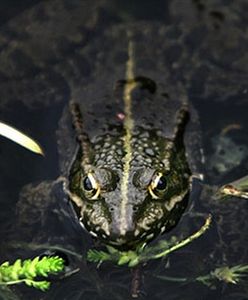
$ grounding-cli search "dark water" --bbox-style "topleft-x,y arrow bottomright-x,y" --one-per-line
0,1 -> 248,299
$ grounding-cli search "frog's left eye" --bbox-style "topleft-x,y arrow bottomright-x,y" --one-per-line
148,172 -> 167,199
82,172 -> 100,200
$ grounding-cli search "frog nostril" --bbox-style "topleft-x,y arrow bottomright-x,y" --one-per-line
109,207 -> 114,212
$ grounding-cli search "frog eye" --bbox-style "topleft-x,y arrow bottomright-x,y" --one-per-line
82,172 -> 100,200
148,172 -> 167,199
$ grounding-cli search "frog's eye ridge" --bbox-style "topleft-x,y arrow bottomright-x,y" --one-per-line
148,172 -> 167,199
82,172 -> 100,199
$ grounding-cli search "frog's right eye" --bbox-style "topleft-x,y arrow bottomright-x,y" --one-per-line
82,173 -> 100,200
148,172 -> 167,199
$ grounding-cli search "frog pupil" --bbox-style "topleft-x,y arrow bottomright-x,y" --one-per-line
156,176 -> 167,190
83,176 -> 93,191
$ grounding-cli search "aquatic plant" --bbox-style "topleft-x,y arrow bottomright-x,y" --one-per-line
87,215 -> 212,267
155,264 -> 248,287
0,256 -> 64,291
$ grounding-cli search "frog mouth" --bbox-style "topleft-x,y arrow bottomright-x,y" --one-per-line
86,224 -> 144,249
99,227 -> 159,250
86,227 -> 138,249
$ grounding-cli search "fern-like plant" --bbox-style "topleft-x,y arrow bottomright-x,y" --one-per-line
0,256 -> 64,291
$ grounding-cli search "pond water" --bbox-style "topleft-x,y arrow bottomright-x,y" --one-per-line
0,1 -> 248,299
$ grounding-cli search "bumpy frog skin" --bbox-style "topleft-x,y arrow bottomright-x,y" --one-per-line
57,24 -> 206,249
68,101 -> 191,249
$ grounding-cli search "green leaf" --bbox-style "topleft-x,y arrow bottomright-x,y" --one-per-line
128,258 -> 140,268
117,255 -> 130,265
25,280 -> 50,291
87,249 -> 111,263
10,260 -> 21,281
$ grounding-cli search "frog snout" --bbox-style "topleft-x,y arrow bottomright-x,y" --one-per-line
110,220 -> 135,240
108,227 -> 137,248
108,205 -> 137,244
110,225 -> 134,239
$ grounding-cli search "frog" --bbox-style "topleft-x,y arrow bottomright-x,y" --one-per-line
60,23 -> 206,250
0,0 -> 248,299
56,20 -> 248,256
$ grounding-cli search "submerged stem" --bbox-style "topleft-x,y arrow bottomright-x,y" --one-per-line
147,215 -> 212,260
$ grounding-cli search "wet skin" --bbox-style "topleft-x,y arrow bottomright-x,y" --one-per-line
65,27 -> 198,249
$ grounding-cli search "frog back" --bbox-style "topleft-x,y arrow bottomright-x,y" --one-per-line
57,22 -> 203,178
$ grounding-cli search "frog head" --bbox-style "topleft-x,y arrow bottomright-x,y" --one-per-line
67,102 -> 191,250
